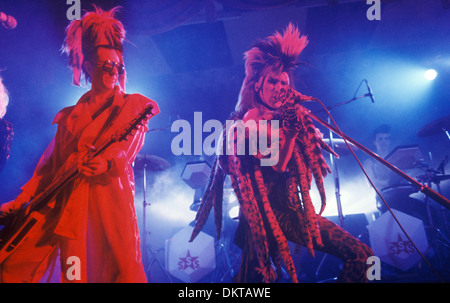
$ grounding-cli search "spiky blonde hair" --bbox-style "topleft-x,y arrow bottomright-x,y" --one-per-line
62,5 -> 126,90
235,23 -> 308,118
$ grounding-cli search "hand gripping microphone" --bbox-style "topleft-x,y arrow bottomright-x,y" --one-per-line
293,90 -> 317,103
277,88 -> 317,105
0,12 -> 17,29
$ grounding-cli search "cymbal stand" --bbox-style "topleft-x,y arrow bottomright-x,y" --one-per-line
418,170 -> 450,273
139,161 -> 173,282
315,116 -> 345,282
328,116 -> 345,228
417,158 -> 450,231
216,237 -> 235,282
216,185 -> 239,282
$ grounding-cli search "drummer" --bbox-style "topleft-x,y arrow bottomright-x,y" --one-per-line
364,124 -> 403,190
364,124 -> 430,224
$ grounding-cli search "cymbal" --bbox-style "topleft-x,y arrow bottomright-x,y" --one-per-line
417,174 -> 450,184
417,115 -> 450,137
431,174 -> 450,183
322,138 -> 358,156
134,154 -> 170,171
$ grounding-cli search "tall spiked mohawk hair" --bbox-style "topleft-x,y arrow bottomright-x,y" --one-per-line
235,23 -> 308,116
62,6 -> 127,90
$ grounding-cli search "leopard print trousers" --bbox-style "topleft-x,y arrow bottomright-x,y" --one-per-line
234,209 -> 374,283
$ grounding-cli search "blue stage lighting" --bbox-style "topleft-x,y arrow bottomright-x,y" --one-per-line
424,69 -> 437,81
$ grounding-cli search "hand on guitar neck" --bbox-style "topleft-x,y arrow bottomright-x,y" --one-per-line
77,144 -> 110,177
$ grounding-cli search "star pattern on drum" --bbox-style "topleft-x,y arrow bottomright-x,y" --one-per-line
178,250 -> 200,271
389,234 -> 414,256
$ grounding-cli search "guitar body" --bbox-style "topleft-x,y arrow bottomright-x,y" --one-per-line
0,202 -> 55,264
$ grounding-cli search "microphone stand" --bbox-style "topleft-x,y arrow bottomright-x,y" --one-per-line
327,116 -> 345,228
313,95 -> 366,281
314,93 -> 370,228
325,93 -> 372,112
309,111 -> 450,210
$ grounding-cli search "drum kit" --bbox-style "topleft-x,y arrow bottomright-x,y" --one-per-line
368,115 -> 450,278
323,115 -> 450,219
317,114 -> 450,280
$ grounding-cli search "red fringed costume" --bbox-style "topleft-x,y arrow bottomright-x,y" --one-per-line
190,24 -> 373,283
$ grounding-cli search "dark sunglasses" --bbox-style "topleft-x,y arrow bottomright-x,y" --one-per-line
96,60 -> 125,75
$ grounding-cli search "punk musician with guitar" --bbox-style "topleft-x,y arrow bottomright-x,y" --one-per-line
0,6 -> 159,282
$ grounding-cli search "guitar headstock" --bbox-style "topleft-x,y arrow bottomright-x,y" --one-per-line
112,104 -> 154,142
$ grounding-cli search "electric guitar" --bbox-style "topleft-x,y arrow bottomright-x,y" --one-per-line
0,103 -> 155,264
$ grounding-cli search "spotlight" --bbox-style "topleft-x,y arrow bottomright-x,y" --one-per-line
424,69 -> 437,81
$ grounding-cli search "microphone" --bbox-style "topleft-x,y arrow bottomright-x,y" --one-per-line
279,88 -> 316,103
274,88 -> 317,109
293,91 -> 316,103
0,12 -> 17,29
364,80 -> 375,103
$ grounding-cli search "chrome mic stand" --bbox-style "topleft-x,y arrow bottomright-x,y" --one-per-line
135,157 -> 173,282
328,116 -> 345,228
313,83 -> 373,229
315,116 -> 346,282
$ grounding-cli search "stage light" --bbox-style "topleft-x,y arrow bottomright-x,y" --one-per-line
424,69 -> 437,81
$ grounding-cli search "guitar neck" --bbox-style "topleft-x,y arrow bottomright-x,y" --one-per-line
25,103 -> 155,215
26,166 -> 79,214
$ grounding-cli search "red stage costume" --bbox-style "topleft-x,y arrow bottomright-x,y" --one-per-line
190,24 -> 373,283
0,7 -> 159,283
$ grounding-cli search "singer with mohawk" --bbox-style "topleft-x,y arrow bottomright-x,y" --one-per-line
190,24 -> 373,283
0,6 -> 159,282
